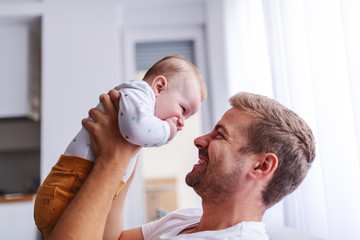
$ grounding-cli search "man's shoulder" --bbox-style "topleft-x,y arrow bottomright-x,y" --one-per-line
168,208 -> 203,217
142,208 -> 202,239
154,208 -> 202,223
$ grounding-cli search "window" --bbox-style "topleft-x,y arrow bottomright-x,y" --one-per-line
135,40 -> 202,222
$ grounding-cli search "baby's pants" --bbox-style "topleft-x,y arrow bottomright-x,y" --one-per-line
33,155 -> 125,238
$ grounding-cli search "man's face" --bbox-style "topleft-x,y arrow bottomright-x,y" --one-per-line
185,108 -> 256,204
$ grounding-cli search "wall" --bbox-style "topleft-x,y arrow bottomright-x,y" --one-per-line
41,0 -> 121,180
0,0 -> 236,238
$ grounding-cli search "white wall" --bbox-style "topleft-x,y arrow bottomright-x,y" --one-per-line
0,0 -> 232,238
41,0 -> 121,179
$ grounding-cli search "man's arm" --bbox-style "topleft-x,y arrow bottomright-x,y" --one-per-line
103,157 -> 143,240
104,177 -> 144,240
48,92 -> 141,240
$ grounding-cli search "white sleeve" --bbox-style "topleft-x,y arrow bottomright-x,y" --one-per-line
122,151 -> 139,182
116,80 -> 170,147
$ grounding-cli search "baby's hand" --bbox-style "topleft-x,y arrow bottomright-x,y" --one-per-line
165,118 -> 178,141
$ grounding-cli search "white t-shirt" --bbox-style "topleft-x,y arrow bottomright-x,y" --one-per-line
142,208 -> 269,240
64,80 -> 170,182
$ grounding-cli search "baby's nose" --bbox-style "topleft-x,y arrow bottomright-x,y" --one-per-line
177,116 -> 185,127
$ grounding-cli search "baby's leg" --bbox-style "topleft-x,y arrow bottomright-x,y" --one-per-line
122,152 -> 139,182
111,152 -> 140,203
34,155 -> 93,238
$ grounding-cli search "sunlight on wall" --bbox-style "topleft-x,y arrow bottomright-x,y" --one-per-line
223,0 -> 360,238
225,0 -> 273,98
141,111 -> 202,211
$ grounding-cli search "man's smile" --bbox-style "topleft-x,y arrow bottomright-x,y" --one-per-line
197,149 -> 209,165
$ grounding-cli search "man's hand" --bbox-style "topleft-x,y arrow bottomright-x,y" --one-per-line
82,90 -> 140,166
108,88 -> 121,110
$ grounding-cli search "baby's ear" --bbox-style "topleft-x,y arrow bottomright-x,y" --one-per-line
151,75 -> 168,96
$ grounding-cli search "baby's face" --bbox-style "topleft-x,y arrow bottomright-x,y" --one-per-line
154,79 -> 202,135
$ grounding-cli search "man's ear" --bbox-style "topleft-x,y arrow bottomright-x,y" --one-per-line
151,75 -> 168,97
248,153 -> 278,180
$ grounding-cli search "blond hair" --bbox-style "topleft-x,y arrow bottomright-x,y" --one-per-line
143,55 -> 207,102
230,92 -> 315,207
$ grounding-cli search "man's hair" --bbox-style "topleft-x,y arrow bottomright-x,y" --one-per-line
143,55 -> 207,102
229,92 -> 315,208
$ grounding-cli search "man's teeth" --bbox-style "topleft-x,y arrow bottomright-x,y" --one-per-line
198,159 -> 208,165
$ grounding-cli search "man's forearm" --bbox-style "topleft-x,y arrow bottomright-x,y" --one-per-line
48,154 -> 130,240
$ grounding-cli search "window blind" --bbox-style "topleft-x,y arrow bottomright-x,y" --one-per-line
135,40 -> 195,71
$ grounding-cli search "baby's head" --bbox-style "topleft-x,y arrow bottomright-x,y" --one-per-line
143,55 -> 207,140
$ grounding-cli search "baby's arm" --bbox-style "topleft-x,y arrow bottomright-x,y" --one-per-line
115,81 -> 171,147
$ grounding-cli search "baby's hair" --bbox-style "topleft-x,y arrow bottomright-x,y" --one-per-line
143,55 -> 207,102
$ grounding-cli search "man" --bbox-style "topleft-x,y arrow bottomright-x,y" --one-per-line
48,90 -> 315,240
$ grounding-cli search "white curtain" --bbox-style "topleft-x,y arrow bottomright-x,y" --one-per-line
223,0 -> 360,239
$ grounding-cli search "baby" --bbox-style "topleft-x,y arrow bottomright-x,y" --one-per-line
34,55 -> 207,238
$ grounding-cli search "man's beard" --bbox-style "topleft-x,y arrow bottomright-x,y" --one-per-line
185,157 -> 243,205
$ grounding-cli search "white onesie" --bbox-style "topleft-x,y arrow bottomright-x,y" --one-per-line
64,80 -> 170,182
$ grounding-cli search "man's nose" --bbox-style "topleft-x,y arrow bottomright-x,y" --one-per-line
194,134 -> 209,149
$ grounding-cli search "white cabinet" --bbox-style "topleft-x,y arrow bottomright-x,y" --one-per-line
0,17 -> 41,120
0,200 -> 39,240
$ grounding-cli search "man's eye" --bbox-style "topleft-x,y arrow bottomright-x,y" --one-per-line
216,132 -> 225,139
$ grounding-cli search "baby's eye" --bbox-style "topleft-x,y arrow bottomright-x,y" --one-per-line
181,106 -> 186,113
